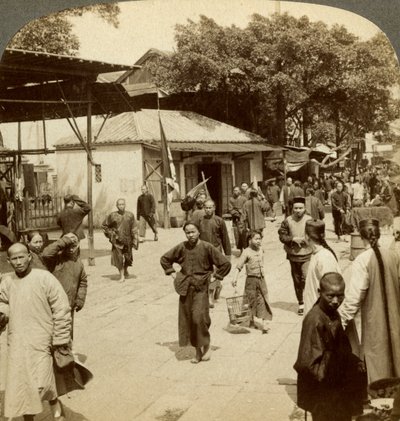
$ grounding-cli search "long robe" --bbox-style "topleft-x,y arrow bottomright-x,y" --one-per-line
160,240 -> 231,347
304,247 -> 341,315
0,269 -> 71,418
102,211 -> 139,270
228,195 -> 247,250
339,246 -> 400,383
294,303 -> 364,420
242,198 -> 268,231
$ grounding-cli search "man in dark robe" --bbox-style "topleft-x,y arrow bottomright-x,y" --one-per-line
57,194 -> 91,241
137,184 -> 158,241
228,186 -> 247,251
243,189 -> 269,233
294,273 -> 364,421
160,222 -> 231,363
102,199 -> 139,282
198,199 -> 231,307
331,181 -> 351,242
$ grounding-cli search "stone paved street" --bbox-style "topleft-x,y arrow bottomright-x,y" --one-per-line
0,213 -> 370,421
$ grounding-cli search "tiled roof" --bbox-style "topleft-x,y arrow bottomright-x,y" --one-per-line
56,110 -> 269,147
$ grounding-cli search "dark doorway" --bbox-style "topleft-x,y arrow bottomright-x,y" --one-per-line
197,163 -> 222,215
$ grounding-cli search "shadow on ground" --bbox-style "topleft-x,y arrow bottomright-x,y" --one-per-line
270,301 -> 298,315
0,398 -> 89,421
156,341 -> 220,361
277,378 -> 305,421
101,273 -> 137,281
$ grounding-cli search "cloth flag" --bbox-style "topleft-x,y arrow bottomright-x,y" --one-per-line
158,112 -> 179,205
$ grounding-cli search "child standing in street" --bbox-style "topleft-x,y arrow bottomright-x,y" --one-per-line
232,230 -> 272,333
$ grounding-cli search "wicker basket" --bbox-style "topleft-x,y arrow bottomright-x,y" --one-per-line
369,377 -> 400,399
226,294 -> 251,327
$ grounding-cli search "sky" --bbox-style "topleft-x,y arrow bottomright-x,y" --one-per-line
70,0 -> 382,65
0,0 -> 384,154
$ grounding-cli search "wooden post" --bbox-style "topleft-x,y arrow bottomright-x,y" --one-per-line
162,178 -> 170,229
87,83 -> 95,266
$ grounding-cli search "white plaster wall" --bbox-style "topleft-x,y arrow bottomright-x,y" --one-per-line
56,144 -> 143,226
249,152 -> 263,183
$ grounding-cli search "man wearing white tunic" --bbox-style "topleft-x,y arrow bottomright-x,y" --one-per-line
303,219 -> 340,315
339,219 -> 400,383
0,243 -> 71,420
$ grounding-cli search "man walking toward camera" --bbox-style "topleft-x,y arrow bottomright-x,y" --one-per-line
102,199 -> 139,282
278,196 -> 312,315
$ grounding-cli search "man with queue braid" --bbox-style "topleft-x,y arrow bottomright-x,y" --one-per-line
339,218 -> 400,383
303,219 -> 340,315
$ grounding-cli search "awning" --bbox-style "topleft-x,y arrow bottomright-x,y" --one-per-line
158,142 -> 283,153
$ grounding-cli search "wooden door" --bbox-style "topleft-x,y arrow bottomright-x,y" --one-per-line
184,163 -> 198,195
221,164 -> 233,214
234,159 -> 251,186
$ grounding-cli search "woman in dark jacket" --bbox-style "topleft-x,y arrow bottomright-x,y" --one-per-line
26,230 -> 47,270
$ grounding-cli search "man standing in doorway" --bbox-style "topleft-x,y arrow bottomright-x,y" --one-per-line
137,185 -> 158,242
57,194 -> 91,240
278,196 -> 312,315
198,199 -> 232,307
102,199 -> 139,282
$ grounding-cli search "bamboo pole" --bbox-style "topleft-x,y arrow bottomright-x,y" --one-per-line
87,83 -> 95,266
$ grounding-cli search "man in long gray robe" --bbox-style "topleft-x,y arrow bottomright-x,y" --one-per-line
0,243 -> 71,420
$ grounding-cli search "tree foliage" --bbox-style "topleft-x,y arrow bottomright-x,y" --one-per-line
8,3 -> 120,56
150,13 -> 400,147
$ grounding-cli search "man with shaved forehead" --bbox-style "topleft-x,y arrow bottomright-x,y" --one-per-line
0,243 -> 71,420
294,273 -> 364,421
102,198 -> 139,282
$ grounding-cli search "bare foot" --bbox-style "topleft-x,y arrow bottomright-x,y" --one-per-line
124,269 -> 129,277
202,344 -> 212,361
118,277 -> 125,283
191,348 -> 202,363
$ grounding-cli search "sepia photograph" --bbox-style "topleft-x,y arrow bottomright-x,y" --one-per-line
0,1 -> 400,420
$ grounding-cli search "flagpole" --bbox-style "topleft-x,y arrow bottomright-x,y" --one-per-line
157,92 -> 170,230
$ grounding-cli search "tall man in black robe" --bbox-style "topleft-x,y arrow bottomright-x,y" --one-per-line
137,185 -> 158,241
160,222 -> 231,363
294,273 -> 364,421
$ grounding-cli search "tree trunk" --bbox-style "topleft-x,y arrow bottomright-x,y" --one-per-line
334,106 -> 341,148
276,89 -> 286,145
302,107 -> 310,147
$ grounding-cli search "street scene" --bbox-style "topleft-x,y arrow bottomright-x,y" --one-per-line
0,214 -> 359,421
0,1 -> 400,421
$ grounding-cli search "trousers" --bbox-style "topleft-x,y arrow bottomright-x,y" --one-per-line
289,259 -> 310,304
139,215 -> 158,237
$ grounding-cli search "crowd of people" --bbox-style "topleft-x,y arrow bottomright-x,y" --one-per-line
0,171 -> 400,421
175,171 -> 400,420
